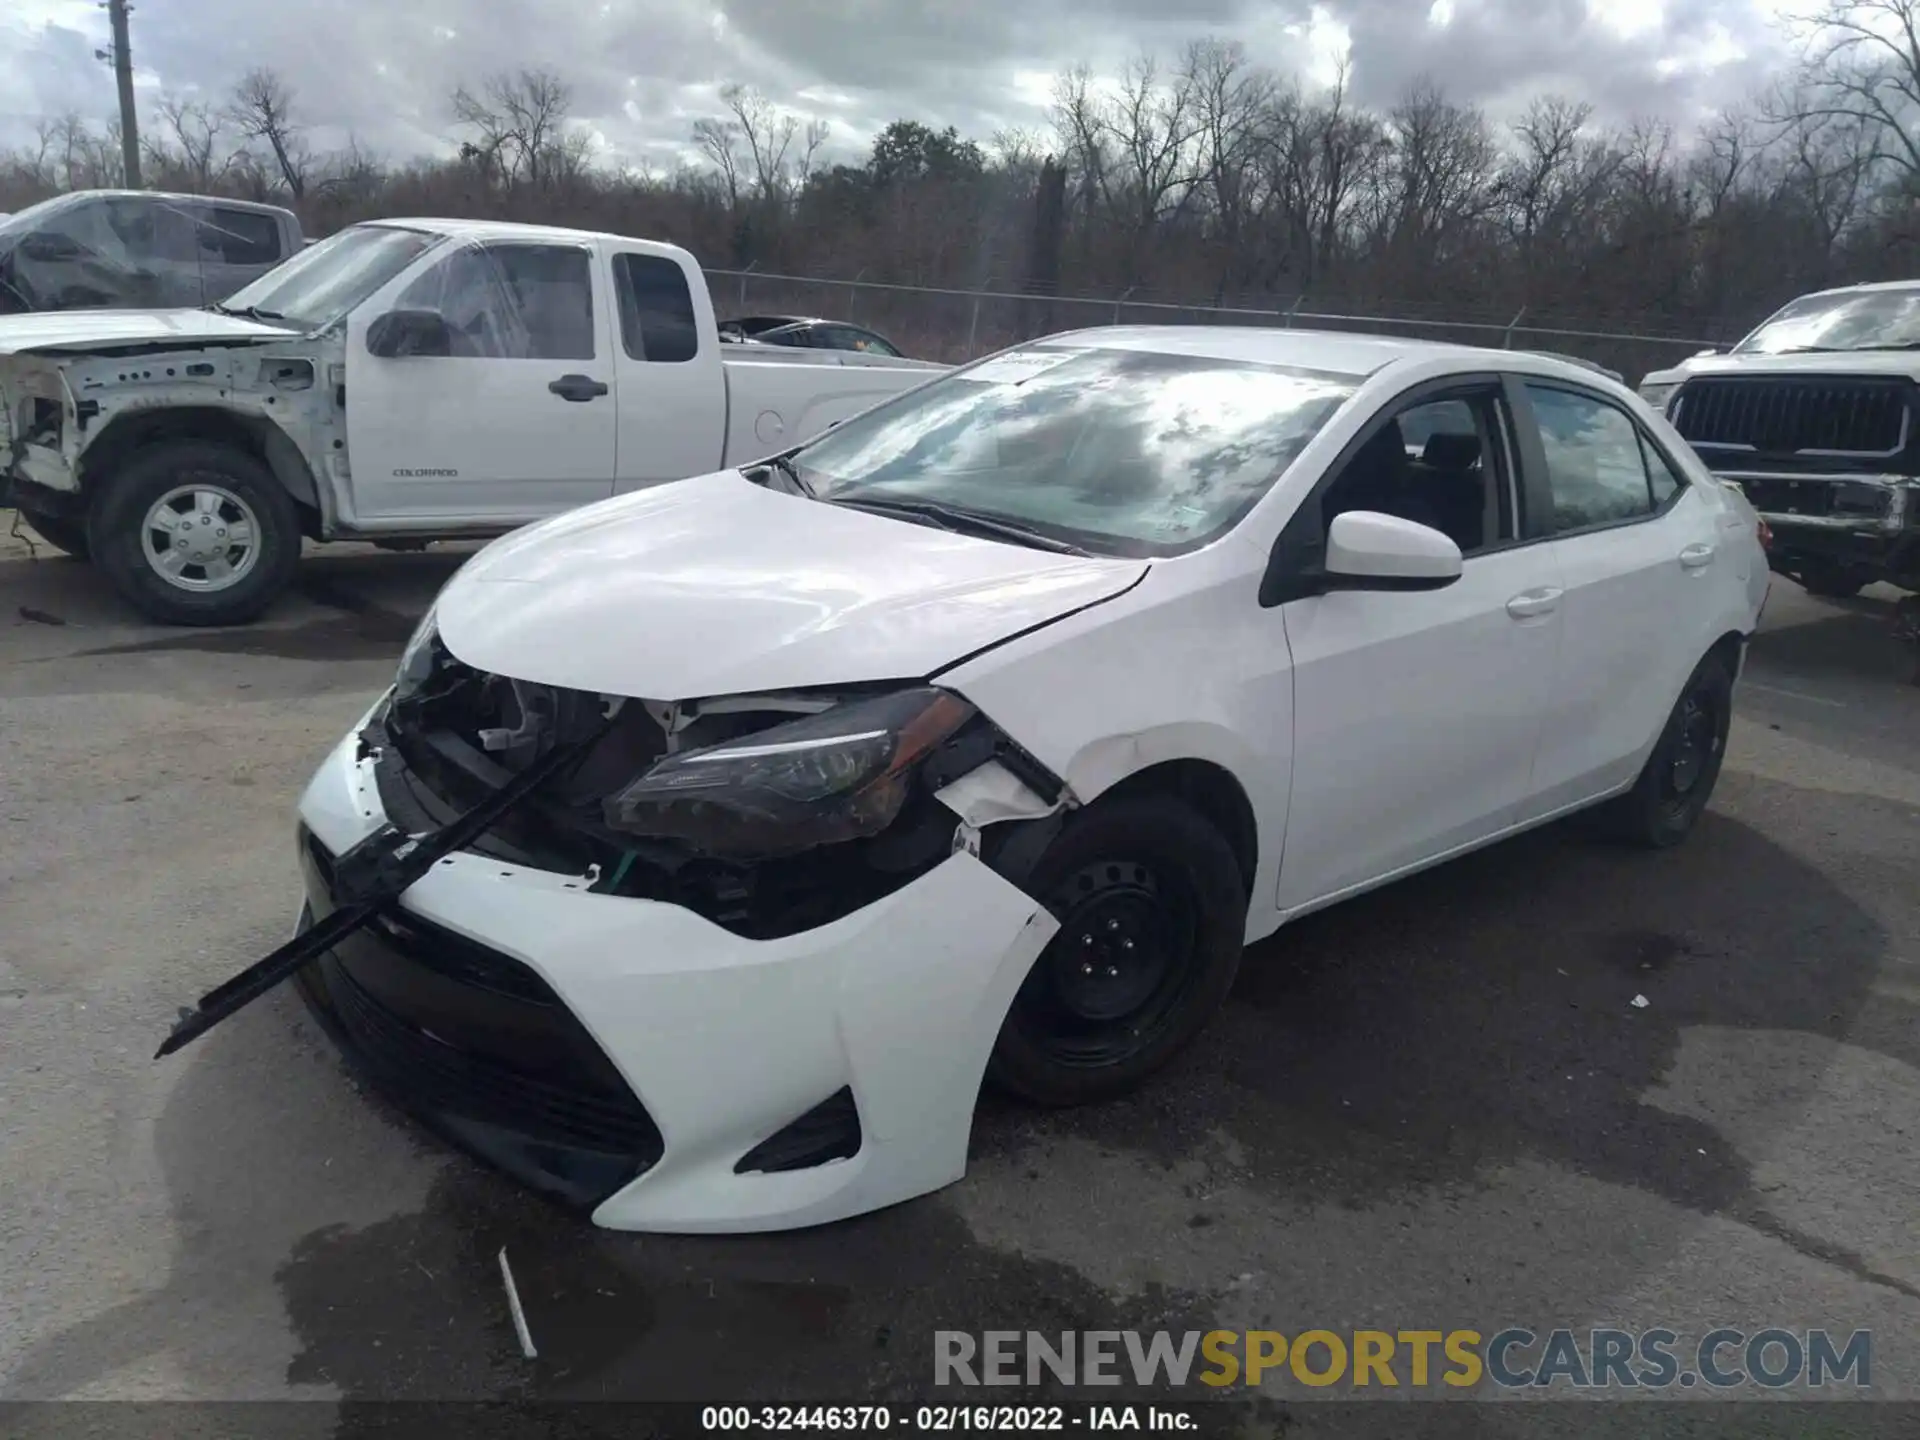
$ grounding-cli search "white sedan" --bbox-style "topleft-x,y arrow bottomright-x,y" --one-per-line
269,327 -> 1767,1232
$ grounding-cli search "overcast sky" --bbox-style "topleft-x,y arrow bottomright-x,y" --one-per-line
3,0 -> 1806,173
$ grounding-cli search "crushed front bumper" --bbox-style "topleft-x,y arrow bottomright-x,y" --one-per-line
294,723 -> 1059,1233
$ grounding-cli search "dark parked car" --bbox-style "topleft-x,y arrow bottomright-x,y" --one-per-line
0,190 -> 304,314
718,313 -> 907,357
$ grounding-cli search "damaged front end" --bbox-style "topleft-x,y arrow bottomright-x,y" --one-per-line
369,616 -> 1069,938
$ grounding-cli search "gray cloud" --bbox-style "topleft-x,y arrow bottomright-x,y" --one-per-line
1,0 -> 1798,172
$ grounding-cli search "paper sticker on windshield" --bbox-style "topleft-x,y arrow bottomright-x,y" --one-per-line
962,350 -> 1085,387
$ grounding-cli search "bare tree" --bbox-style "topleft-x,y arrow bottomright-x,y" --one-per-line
692,116 -> 743,211
228,68 -> 309,198
1052,52 -> 1204,282
1777,0 -> 1920,181
452,69 -> 584,188
725,84 -> 798,201
148,95 -> 231,190
798,119 -> 831,188
1185,38 -> 1276,298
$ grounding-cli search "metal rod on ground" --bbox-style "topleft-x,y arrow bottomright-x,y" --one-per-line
498,1249 -> 538,1359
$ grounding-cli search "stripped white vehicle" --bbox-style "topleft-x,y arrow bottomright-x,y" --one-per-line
278,327 -> 1766,1233
0,218 -> 941,625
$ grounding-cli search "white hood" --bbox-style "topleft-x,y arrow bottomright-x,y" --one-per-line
435,471 -> 1149,700
0,308 -> 296,355
1645,349 -> 1920,388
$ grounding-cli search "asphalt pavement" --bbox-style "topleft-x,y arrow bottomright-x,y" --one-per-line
2,518 -> 1917,1436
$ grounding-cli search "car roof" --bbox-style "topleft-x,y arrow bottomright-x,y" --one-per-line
1031,325 -> 1605,382
1793,277 -> 1920,299
57,189 -> 289,213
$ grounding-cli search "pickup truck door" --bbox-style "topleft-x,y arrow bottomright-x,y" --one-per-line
344,238 -> 617,523
604,244 -> 728,491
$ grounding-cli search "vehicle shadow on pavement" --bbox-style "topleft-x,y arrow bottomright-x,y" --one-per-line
4,778 -> 1911,1413
1746,606 -> 1915,687
4,541 -> 458,660
974,771 -> 1914,1288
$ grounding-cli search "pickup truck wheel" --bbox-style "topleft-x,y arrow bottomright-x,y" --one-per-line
1796,562 -> 1869,599
19,508 -> 90,560
90,441 -> 300,626
987,795 -> 1247,1107
1594,651 -> 1734,849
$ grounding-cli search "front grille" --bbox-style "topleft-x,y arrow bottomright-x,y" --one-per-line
1733,476 -> 1895,521
1673,378 -> 1909,456
322,955 -> 662,1154
298,829 -> 665,1197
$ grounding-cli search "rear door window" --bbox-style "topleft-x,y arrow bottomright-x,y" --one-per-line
200,207 -> 284,266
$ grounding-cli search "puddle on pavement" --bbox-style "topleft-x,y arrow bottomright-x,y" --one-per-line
273,1161 -> 1228,1410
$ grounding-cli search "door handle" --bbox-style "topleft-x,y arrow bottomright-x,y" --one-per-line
1679,543 -> 1716,569
1506,587 -> 1562,620
548,374 -> 609,402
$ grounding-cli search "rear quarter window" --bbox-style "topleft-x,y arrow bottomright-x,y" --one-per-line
613,253 -> 699,363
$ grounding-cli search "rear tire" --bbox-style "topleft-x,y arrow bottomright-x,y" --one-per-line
1595,650 -> 1735,849
19,508 -> 90,559
988,794 -> 1247,1107
89,440 -> 301,627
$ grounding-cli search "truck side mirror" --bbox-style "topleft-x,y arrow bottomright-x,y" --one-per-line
19,233 -> 83,263
367,308 -> 453,358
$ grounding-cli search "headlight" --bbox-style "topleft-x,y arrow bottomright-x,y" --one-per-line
603,687 -> 976,859
1638,381 -> 1678,413
393,605 -> 439,700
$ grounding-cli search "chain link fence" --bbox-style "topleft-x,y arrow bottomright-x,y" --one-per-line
710,268 -> 1727,384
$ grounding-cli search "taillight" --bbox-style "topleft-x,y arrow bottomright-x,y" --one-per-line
1756,517 -> 1773,550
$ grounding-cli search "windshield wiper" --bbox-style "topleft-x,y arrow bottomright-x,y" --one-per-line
831,496 -> 1093,555
209,302 -> 288,322
760,453 -> 815,497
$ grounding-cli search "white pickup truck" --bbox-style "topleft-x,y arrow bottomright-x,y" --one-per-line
0,218 -> 945,624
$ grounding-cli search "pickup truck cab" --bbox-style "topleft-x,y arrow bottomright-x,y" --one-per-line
0,190 -> 303,314
0,218 -> 944,625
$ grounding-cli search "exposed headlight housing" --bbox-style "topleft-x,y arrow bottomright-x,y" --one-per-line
603,687 -> 976,859
1638,380 -> 1679,413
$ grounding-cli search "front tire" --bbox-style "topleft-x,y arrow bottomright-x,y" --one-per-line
1596,650 -> 1735,849
988,794 -> 1247,1107
89,440 -> 301,626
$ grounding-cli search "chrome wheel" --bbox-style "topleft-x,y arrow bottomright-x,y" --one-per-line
141,482 -> 260,592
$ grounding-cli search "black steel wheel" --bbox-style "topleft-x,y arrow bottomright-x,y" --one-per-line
1596,649 -> 1734,849
989,794 -> 1247,1107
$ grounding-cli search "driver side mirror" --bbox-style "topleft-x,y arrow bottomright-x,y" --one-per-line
366,308 -> 452,358
1262,509 -> 1464,605
1323,510 -> 1463,591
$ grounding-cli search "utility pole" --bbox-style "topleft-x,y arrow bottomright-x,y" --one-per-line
96,0 -> 142,187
